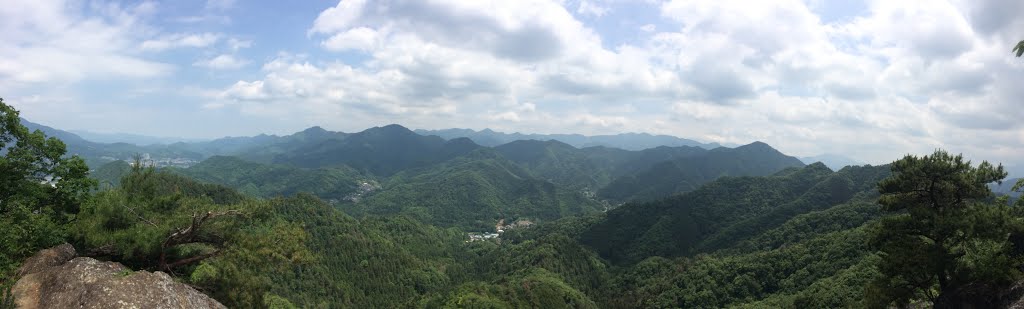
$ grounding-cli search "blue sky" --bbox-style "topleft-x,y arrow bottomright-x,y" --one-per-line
2,0 -> 1023,169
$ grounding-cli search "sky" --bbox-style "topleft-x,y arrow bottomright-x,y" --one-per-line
1,0 -> 1023,168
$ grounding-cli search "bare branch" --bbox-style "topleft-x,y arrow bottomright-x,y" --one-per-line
159,209 -> 243,271
121,203 -> 158,227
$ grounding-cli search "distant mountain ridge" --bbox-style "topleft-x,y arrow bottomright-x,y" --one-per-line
19,118 -> 205,168
991,178 -> 1023,198
70,130 -> 207,145
415,128 -> 722,150
272,124 -> 482,176
598,141 -> 807,202
27,118 -> 808,205
799,153 -> 864,170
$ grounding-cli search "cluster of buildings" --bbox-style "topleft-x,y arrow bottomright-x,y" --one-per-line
106,153 -> 199,168
466,232 -> 501,242
466,219 -> 536,242
343,180 -> 382,203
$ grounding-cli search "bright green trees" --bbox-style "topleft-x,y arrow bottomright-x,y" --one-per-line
73,160 -> 310,308
867,150 -> 1021,308
0,98 -> 95,278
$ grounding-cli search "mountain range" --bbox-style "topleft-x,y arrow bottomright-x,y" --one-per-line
69,121 -> 806,230
12,113 -> 1024,308
798,153 -> 864,170
415,128 -> 724,150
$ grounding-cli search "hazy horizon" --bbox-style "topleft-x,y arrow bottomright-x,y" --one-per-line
3,0 -> 1023,167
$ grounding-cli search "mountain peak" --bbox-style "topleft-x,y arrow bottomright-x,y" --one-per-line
378,124 -> 412,132
734,141 -> 777,152
302,126 -> 327,133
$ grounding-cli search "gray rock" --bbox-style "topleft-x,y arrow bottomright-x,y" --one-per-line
15,243 -> 76,277
12,244 -> 225,309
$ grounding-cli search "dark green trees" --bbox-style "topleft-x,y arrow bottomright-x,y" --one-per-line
0,98 -> 95,278
868,150 -> 1022,308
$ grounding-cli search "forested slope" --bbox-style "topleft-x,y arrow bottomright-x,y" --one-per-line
598,141 -> 805,202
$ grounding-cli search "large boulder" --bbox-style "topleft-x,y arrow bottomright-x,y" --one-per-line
11,244 -> 225,309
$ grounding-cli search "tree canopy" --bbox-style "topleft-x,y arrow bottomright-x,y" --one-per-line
0,98 -> 95,279
868,150 -> 1022,308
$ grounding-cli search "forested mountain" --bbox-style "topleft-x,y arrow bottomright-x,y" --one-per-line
19,118 -> 204,168
991,177 -> 1023,198
416,128 -> 722,150
173,155 -> 368,200
272,124 -> 481,176
69,130 -> 206,145
175,125 -> 350,162
583,163 -> 889,264
492,140 -> 709,191
599,142 -> 806,202
492,140 -> 616,190
91,160 -> 132,187
8,99 -> 1024,308
347,149 -> 604,230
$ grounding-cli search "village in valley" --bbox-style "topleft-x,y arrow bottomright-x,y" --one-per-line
467,218 -> 534,242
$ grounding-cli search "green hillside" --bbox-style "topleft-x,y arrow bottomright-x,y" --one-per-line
349,149 -> 605,230
273,124 -> 481,176
173,155 -> 368,200
598,141 -> 806,202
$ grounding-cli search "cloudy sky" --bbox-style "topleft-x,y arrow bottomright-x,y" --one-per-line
2,0 -> 1023,168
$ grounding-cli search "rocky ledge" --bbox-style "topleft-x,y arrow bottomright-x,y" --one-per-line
11,244 -> 224,309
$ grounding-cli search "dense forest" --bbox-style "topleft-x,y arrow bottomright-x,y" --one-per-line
4,97 -> 1024,308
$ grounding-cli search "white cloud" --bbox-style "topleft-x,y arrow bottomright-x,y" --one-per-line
194,54 -> 249,70
321,27 -> 379,52
141,33 -> 221,51
227,38 -> 252,50
168,0 -> 1024,167
0,0 -> 173,87
577,1 -> 609,18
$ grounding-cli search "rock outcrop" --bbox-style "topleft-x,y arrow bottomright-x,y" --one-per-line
11,244 -> 225,309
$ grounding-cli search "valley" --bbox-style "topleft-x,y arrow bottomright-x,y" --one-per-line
5,107 -> 1023,308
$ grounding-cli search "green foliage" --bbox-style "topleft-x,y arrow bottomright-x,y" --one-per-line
1,282 -> 12,309
174,155 -> 366,200
868,150 -> 1021,307
263,293 -> 299,309
92,160 -> 132,188
599,142 -> 805,202
351,149 -> 604,230
73,162 -> 310,308
10,103 -> 1024,309
582,163 -> 857,264
0,98 -> 96,281
493,140 -> 616,190
265,193 -> 471,308
1015,40 -> 1024,57
425,268 -> 599,309
607,226 -> 878,308
273,124 -> 481,176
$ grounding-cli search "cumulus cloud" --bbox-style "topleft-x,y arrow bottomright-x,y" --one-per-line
0,0 -> 173,87
577,1 -> 609,18
155,0 -> 1024,167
